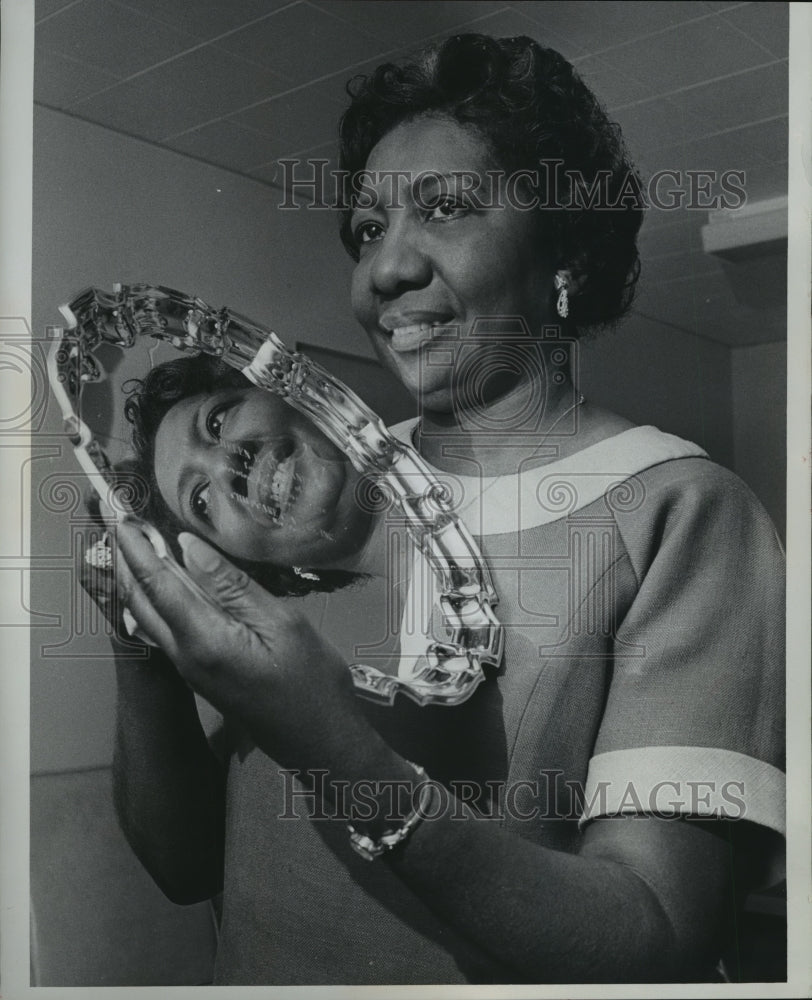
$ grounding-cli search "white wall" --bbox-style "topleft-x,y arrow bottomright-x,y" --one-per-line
579,318 -> 735,470
731,341 -> 787,540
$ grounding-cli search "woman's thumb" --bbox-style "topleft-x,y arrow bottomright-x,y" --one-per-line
177,532 -> 271,631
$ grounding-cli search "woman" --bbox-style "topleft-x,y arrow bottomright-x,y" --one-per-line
105,35 -> 785,985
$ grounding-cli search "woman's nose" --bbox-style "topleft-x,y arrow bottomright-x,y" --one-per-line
369,221 -> 432,297
211,439 -> 251,498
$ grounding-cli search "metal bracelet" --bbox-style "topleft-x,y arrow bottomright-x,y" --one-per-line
347,762 -> 433,861
48,283 -> 504,707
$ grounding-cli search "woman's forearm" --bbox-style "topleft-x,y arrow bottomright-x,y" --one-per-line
386,791 -> 671,983
293,732 -> 729,984
112,642 -> 226,904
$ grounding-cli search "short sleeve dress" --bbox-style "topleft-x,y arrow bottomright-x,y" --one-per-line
212,424 -> 785,985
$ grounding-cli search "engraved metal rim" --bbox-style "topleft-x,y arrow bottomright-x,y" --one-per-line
47,283 -> 504,707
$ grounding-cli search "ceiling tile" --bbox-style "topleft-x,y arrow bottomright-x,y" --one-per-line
34,47 -> 121,107
457,7 -> 587,59
35,0 -> 84,23
598,15 -> 774,94
571,54 -> 650,109
217,2 -> 387,85
308,0 -> 508,49
70,45 -> 289,140
114,0 -> 295,42
164,121 -> 289,172
249,139 -> 341,191
667,60 -> 788,133
701,2 -> 748,10
229,85 -> 344,155
718,2 -> 789,59
724,116 -> 789,166
612,98 -> 709,160
36,0 -> 197,79
247,161 -> 287,187
514,1 -> 712,55
639,125 -> 772,180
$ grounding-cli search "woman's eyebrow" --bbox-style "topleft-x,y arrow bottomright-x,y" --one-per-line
410,172 -> 452,203
351,170 -> 460,213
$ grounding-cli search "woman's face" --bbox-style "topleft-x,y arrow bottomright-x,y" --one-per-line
350,115 -> 557,413
152,384 -> 372,568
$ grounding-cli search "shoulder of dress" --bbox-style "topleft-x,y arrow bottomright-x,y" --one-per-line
633,453 -> 761,507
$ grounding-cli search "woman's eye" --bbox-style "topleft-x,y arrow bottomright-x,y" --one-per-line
427,197 -> 467,221
206,404 -> 228,440
354,220 -> 385,245
191,482 -> 210,520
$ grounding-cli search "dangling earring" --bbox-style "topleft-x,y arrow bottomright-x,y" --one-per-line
554,273 -> 569,319
293,566 -> 321,582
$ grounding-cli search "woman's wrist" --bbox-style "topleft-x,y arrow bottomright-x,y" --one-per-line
289,715 -> 426,837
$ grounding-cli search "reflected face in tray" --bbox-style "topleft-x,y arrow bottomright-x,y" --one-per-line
152,385 -> 373,569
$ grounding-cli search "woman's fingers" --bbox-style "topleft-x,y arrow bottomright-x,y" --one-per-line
114,520 -> 201,658
177,532 -> 289,638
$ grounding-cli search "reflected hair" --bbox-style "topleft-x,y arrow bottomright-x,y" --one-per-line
339,33 -> 644,330
122,353 -> 363,597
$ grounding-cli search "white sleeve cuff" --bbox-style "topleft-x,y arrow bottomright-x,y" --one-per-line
581,745 -> 785,884
582,746 -> 785,830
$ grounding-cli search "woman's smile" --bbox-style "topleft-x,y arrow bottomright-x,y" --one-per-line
152,386 -> 370,568
244,437 -> 300,523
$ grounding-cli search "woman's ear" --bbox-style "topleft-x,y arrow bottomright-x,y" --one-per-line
555,264 -> 588,296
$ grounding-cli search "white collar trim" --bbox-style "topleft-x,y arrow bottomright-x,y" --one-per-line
387,420 -> 708,536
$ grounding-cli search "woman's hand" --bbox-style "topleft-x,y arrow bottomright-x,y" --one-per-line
76,491 -> 126,630
114,520 -> 373,773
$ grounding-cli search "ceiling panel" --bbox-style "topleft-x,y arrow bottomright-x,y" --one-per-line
68,45 -> 289,141
667,60 -> 788,133
36,0 -> 197,79
35,0 -> 85,23
598,15 -> 774,93
33,0 -> 790,348
217,2 -> 387,85
639,121 -> 777,177
717,2 -> 789,59
571,54 -> 650,109
112,0 -> 297,42
514,1 -> 714,54
249,139 -> 340,187
718,116 -> 789,166
307,0 -> 508,49
227,85 -> 345,158
460,7 -> 588,60
163,121 -> 293,172
612,97 -> 709,157
34,48 -> 121,109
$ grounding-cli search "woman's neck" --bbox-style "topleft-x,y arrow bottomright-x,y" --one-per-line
328,378 -> 636,576
416,376 -> 592,476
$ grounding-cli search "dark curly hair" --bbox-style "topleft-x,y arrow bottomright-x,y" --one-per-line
338,34 -> 644,330
121,353 -> 364,598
